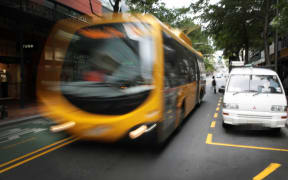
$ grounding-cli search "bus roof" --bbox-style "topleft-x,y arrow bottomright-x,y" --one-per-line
155,18 -> 203,58
84,13 -> 204,58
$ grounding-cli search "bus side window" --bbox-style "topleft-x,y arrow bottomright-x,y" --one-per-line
186,51 -> 195,82
174,42 -> 189,85
186,53 -> 196,82
163,32 -> 181,87
163,45 -> 178,87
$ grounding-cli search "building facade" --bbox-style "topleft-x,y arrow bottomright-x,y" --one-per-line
0,0 -> 108,106
248,37 -> 288,81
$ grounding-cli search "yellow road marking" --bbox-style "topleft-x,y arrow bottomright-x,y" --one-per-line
0,136 -> 74,168
206,133 -> 213,144
253,163 -> 281,180
1,137 -> 36,150
210,121 -> 216,128
216,107 -> 220,111
214,113 -> 218,118
0,137 -> 79,174
217,103 -> 221,106
206,133 -> 288,152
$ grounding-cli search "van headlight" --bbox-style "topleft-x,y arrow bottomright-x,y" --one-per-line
271,105 -> 287,112
223,103 -> 239,109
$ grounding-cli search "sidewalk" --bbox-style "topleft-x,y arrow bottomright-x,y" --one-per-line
0,100 -> 44,126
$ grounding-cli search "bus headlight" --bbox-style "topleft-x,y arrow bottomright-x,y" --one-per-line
223,103 -> 239,109
271,105 -> 287,112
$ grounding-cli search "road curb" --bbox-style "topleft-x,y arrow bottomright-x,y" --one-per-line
0,114 -> 43,127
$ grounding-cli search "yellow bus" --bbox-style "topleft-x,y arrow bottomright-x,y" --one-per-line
37,14 -> 206,144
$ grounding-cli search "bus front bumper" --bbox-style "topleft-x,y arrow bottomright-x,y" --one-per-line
51,120 -> 158,142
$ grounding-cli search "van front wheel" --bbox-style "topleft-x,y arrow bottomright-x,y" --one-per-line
271,128 -> 281,132
222,121 -> 232,129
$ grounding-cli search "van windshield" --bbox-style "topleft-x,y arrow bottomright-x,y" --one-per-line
227,74 -> 283,94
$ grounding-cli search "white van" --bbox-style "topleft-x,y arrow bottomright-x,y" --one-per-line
222,68 -> 287,130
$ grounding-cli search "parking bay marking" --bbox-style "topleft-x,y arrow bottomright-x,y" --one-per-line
206,133 -> 288,152
214,113 -> 218,118
253,163 -> 281,180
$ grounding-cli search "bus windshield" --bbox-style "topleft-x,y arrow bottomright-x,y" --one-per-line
60,22 -> 154,115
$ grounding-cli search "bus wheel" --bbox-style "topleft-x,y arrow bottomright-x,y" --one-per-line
176,106 -> 185,131
197,91 -> 203,106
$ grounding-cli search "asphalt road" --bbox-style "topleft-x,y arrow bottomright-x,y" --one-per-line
1,85 -> 288,180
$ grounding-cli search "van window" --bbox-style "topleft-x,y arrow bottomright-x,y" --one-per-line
227,75 -> 250,92
250,75 -> 282,93
227,74 -> 283,94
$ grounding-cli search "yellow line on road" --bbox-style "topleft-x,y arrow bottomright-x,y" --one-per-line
253,163 -> 281,180
206,133 -> 288,152
217,103 -> 221,106
216,107 -> 220,111
214,113 -> 218,118
210,121 -> 216,128
0,136 -> 75,168
0,137 -> 79,174
206,133 -> 213,144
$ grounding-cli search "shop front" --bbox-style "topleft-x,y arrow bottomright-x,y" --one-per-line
0,0 -> 102,106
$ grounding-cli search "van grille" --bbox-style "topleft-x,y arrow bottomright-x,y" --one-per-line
236,114 -> 272,119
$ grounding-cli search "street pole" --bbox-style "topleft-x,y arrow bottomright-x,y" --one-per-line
275,0 -> 279,72
20,0 -> 25,108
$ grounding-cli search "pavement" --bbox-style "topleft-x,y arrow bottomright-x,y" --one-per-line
1,85 -> 288,179
0,102 -> 44,127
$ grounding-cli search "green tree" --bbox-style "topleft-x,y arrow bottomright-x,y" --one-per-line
126,0 -> 214,54
204,57 -> 215,73
192,0 -> 277,65
272,0 -> 288,35
126,0 -> 215,71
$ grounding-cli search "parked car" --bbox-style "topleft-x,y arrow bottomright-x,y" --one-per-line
217,73 -> 228,93
222,67 -> 287,131
215,73 -> 223,78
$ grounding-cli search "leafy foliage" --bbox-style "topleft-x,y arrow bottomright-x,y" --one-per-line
272,0 -> 288,35
126,0 -> 215,71
192,0 -> 280,65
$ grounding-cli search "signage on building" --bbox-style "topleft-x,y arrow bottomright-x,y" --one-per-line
22,44 -> 35,49
21,41 -> 38,51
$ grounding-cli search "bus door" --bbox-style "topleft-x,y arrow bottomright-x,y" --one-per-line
160,44 -> 179,140
194,56 -> 201,104
163,77 -> 178,131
